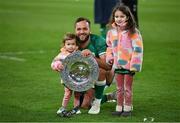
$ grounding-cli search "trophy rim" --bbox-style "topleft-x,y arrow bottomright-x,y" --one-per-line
61,51 -> 99,92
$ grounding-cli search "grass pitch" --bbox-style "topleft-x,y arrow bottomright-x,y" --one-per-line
0,0 -> 180,122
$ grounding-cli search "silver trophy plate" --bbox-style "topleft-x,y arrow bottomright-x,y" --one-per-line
61,51 -> 99,92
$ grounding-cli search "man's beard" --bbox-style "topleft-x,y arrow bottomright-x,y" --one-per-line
77,34 -> 90,43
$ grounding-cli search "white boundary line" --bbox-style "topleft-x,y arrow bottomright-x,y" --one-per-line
0,55 -> 26,62
0,50 -> 56,62
0,50 -> 55,55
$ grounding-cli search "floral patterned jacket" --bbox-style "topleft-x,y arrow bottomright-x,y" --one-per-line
106,27 -> 143,72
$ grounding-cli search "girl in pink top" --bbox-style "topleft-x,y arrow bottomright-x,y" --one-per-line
51,33 -> 81,115
106,4 -> 143,116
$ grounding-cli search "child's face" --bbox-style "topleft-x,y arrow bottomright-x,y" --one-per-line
64,39 -> 77,53
114,10 -> 128,27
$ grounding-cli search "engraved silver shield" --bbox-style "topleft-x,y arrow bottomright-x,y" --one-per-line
61,51 -> 99,92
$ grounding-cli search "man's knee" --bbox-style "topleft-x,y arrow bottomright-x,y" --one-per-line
81,89 -> 95,109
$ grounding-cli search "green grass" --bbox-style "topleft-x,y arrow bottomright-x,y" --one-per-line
0,0 -> 180,122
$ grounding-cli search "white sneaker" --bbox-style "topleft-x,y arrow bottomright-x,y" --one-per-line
76,109 -> 81,114
107,99 -> 116,102
88,100 -> 100,114
56,107 -> 66,114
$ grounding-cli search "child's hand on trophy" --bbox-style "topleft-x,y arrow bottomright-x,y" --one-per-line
51,60 -> 64,72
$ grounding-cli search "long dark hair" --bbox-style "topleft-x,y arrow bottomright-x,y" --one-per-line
108,4 -> 136,33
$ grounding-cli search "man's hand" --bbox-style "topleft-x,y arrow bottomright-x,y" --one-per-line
81,49 -> 92,57
107,59 -> 113,65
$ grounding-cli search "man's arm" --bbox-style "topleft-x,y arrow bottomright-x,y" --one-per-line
95,54 -> 112,70
81,50 -> 111,70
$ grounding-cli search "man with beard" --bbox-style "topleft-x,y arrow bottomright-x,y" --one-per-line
74,17 -> 113,114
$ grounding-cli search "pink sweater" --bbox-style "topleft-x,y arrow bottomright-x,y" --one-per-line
106,28 -> 143,72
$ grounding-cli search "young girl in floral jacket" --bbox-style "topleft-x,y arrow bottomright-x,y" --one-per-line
106,4 -> 143,116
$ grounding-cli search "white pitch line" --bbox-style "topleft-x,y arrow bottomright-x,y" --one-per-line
0,50 -> 54,55
0,50 -> 56,62
0,55 -> 26,62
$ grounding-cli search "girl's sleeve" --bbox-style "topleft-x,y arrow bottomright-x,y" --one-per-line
106,30 -> 114,64
130,31 -> 143,72
52,53 -> 62,62
52,47 -> 65,62
51,52 -> 62,70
